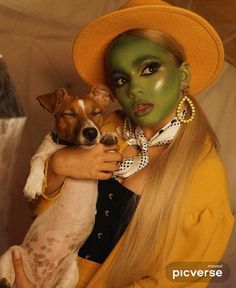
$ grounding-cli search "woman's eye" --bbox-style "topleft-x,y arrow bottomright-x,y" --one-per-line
141,62 -> 161,75
111,77 -> 127,87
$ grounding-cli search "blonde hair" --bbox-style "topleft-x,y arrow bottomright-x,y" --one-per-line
98,29 -> 218,287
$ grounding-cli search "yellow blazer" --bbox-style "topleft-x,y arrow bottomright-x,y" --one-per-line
34,111 -> 234,288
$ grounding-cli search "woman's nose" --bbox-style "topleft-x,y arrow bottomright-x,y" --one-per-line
128,79 -> 144,99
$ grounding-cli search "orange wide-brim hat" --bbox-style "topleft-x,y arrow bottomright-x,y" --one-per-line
73,0 -> 224,96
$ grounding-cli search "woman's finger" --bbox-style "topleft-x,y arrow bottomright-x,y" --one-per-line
12,250 -> 25,282
103,144 -> 120,152
101,162 -> 119,172
97,171 -> 114,180
12,250 -> 35,288
104,151 -> 123,162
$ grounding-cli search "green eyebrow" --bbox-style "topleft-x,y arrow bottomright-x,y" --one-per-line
110,69 -> 128,77
110,56 -> 161,77
133,55 -> 161,66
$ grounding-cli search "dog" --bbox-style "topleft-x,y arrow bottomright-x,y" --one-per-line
0,84 -> 118,288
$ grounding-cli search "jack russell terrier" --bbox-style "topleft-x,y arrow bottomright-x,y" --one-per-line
0,84 -> 118,288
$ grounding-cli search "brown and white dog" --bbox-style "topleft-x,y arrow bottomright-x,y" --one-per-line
0,85 -> 117,288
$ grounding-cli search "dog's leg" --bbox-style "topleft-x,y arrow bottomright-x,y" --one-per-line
0,250 -> 15,287
0,246 -> 33,288
100,131 -> 118,146
23,134 -> 64,200
0,278 -> 11,288
0,246 -> 21,287
55,260 -> 79,288
40,258 -> 78,288
23,155 -> 46,200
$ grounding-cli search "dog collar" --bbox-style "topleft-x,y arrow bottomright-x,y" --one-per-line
51,131 -> 76,146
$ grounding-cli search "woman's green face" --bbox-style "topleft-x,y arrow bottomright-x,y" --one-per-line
106,35 -> 185,128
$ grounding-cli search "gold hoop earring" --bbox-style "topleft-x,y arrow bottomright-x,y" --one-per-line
177,86 -> 196,123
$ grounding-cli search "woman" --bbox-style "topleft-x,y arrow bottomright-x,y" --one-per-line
13,0 -> 234,287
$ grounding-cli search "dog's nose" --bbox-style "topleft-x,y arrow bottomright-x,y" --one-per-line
82,127 -> 98,141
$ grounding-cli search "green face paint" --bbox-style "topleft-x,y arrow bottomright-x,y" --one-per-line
106,35 -> 184,128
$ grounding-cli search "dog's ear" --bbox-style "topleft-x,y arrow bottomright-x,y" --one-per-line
36,88 -> 68,113
90,84 -> 115,109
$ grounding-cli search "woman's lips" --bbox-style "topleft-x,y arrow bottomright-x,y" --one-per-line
133,103 -> 154,115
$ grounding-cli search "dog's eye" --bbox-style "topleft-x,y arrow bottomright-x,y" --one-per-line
92,111 -> 102,116
62,111 -> 76,116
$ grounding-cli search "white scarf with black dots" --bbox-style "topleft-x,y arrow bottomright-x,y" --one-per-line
113,116 -> 182,179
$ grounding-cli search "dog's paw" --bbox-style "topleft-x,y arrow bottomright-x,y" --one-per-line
23,171 -> 44,200
100,132 -> 118,146
0,278 -> 11,288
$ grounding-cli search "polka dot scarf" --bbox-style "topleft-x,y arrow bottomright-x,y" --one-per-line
113,115 -> 183,179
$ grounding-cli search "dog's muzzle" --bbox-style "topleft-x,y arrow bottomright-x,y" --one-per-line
82,127 -> 98,142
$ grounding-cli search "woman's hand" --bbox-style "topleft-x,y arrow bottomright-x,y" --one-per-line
12,251 -> 35,288
51,143 -> 122,179
46,144 -> 123,194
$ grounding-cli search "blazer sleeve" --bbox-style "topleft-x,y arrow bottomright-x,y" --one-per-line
126,150 -> 234,288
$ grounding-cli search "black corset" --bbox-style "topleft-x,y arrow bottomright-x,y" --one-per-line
78,178 -> 139,264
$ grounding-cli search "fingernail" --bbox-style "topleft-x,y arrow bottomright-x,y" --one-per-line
13,250 -> 21,260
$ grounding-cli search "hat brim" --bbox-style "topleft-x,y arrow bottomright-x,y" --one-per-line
73,5 -> 224,95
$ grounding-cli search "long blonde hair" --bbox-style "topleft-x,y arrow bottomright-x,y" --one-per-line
98,29 -> 218,287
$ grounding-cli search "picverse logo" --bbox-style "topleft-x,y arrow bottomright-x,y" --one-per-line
166,262 -> 230,282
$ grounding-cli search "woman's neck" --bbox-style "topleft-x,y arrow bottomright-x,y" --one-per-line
141,110 -> 176,140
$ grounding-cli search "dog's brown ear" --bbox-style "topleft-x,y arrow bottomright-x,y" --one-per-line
90,84 -> 115,109
36,88 -> 67,113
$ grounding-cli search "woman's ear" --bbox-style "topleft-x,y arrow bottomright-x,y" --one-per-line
179,62 -> 191,89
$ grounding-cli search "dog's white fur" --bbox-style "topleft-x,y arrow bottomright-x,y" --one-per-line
0,84 -> 117,288
0,134 -> 98,287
